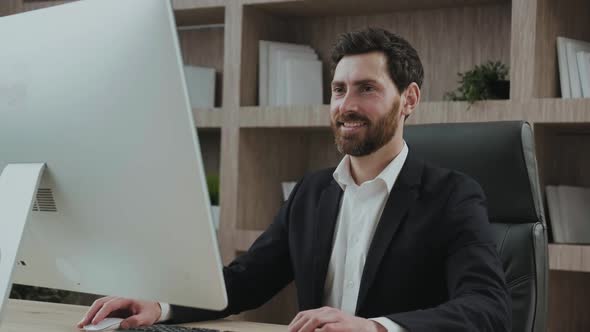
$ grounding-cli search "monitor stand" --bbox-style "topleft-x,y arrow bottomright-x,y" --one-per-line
0,163 -> 45,323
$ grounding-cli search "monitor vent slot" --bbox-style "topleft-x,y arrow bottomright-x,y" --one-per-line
32,188 -> 57,212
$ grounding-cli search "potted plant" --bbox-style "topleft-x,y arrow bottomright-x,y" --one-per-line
444,61 -> 510,105
206,174 -> 220,230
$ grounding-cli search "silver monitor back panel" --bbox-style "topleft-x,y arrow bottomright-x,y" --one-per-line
0,0 -> 227,310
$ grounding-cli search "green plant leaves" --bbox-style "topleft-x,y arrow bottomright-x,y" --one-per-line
207,174 -> 220,205
444,61 -> 509,104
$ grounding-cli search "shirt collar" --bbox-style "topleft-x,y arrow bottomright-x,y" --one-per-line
332,141 -> 409,194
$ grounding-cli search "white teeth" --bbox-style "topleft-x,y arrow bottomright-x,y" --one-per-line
343,122 -> 364,128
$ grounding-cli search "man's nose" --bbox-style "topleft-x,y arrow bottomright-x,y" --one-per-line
339,92 -> 359,114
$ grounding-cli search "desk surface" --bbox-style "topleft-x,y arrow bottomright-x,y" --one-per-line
0,300 -> 287,332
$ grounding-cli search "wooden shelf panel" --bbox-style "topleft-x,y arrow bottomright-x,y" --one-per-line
549,244 -> 590,273
239,99 -> 590,128
172,0 -> 226,10
174,6 -> 225,26
527,98 -> 590,123
412,99 -> 590,124
194,107 -> 223,128
242,0 -> 509,17
240,105 -> 330,127
234,229 -> 263,252
236,127 -> 340,231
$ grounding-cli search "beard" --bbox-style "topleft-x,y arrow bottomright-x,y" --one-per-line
331,98 -> 401,156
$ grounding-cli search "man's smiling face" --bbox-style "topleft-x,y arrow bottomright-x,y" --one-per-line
330,51 -> 403,156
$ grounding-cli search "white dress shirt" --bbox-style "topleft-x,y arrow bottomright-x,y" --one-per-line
324,142 -> 408,332
160,143 -> 409,332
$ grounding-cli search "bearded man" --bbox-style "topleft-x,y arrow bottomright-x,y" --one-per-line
78,28 -> 511,332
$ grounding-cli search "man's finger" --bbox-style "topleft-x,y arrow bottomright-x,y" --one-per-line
289,308 -> 328,332
299,315 -> 324,332
290,311 -> 304,327
299,313 -> 340,332
77,296 -> 114,328
92,298 -> 132,325
300,308 -> 343,332
289,307 -> 343,332
289,315 -> 310,332
289,311 -> 310,331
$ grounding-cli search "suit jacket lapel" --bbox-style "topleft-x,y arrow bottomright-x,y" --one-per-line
311,179 -> 343,308
355,155 -> 424,314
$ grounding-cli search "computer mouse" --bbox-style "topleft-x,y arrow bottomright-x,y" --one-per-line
82,317 -> 124,331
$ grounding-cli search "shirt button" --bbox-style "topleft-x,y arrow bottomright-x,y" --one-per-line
347,281 -> 355,289
351,235 -> 359,245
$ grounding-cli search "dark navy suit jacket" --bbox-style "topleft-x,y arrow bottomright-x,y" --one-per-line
169,153 -> 512,331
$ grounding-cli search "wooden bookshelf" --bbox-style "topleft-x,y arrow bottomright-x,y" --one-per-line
5,0 -> 590,330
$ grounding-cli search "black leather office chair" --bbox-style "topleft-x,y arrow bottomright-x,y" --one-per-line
404,121 -> 548,332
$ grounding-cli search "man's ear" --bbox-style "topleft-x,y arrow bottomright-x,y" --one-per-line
401,82 -> 421,119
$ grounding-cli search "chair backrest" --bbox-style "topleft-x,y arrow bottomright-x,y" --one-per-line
404,121 -> 548,332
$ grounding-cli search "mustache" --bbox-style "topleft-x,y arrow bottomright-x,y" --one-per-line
333,112 -> 370,125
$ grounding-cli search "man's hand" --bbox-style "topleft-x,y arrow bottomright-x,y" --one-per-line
287,307 -> 387,332
76,296 -> 162,330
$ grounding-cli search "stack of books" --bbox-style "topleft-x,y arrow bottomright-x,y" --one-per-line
259,40 -> 323,106
184,65 -> 216,108
557,36 -> 590,98
546,185 -> 590,243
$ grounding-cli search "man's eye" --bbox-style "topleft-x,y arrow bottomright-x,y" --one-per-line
361,85 -> 375,92
332,87 -> 344,94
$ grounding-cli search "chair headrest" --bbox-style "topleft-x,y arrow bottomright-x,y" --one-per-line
404,121 -> 544,224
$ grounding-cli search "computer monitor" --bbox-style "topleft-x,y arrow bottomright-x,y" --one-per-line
0,0 -> 227,321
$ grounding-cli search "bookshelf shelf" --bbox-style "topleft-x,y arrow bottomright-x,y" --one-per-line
239,99 -> 590,128
194,107 -> 223,128
412,99 -> 590,124
550,244 -> 590,272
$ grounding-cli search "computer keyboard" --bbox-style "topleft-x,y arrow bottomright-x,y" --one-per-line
124,325 -> 233,332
